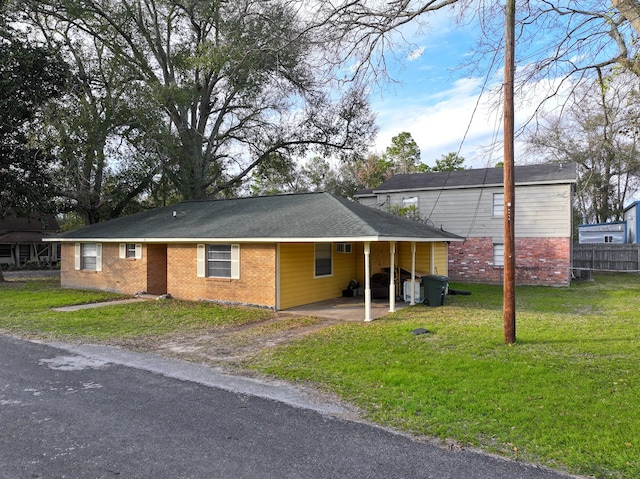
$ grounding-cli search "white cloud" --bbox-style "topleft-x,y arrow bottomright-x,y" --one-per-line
372,77 -> 503,168
407,46 -> 425,61
371,73 -> 575,169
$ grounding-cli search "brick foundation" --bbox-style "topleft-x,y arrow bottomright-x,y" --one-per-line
448,237 -> 571,286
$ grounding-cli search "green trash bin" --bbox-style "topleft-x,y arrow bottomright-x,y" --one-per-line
421,275 -> 448,307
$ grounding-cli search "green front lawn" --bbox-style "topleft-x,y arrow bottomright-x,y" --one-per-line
0,277 -> 273,339
246,275 -> 640,479
1,274 -> 639,478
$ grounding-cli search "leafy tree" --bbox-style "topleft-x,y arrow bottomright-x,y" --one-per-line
431,152 -> 466,172
0,11 -> 68,280
24,0 -> 377,204
330,153 -> 394,198
0,25 -> 68,216
249,155 -> 338,196
384,132 -> 421,174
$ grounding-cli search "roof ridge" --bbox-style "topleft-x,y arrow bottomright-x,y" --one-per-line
180,191 -> 326,205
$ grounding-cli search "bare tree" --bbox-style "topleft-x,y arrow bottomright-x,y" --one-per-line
527,74 -> 640,223
21,0 -> 377,205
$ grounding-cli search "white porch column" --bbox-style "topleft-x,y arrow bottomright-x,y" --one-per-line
430,242 -> 435,274
364,242 -> 372,322
410,242 -> 417,305
389,241 -> 396,313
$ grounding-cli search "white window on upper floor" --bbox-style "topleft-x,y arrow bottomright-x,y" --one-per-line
402,196 -> 418,207
493,193 -> 504,218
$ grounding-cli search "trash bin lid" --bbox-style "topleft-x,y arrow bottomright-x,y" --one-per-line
422,275 -> 448,282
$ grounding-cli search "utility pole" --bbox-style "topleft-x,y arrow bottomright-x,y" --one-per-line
503,0 -> 516,344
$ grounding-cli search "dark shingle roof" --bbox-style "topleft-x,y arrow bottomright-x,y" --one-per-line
53,192 -> 462,242
364,162 -> 576,194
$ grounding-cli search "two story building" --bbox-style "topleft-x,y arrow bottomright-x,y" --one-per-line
356,163 -> 576,286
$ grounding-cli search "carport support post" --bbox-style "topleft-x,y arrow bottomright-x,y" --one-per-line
389,242 -> 396,313
364,242 -> 372,322
410,242 -> 416,305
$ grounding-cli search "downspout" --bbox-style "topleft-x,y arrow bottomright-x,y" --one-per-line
410,242 -> 416,305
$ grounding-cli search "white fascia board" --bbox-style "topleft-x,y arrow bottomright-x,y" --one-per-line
48,236 -> 464,243
373,179 -> 575,195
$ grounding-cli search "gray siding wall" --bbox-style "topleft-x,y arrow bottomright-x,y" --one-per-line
371,183 -> 573,239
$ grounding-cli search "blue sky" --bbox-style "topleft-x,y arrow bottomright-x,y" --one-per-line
368,11 -> 518,170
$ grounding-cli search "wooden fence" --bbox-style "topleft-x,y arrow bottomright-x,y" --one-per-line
573,243 -> 640,273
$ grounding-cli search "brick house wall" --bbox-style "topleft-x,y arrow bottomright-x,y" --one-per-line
448,237 -> 571,286
60,242 -> 149,294
166,243 -> 277,308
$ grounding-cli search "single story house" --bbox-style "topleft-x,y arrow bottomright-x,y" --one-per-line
578,200 -> 640,244
0,212 -> 60,268
578,222 -> 626,244
355,162 -> 577,286
48,192 -> 463,321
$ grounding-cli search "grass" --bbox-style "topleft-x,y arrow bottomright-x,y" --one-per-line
244,275 -> 640,479
1,274 -> 639,478
0,277 -> 273,340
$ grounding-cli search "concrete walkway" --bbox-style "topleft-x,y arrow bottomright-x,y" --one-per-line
283,297 -> 413,321
52,298 -> 145,312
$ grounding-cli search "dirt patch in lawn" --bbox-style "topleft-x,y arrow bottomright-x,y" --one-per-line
112,314 -> 342,368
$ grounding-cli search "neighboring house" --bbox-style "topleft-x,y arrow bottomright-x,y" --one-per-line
624,201 -> 640,244
578,200 -> 640,245
578,222 -> 626,244
47,192 -> 462,321
355,163 -> 576,286
0,212 -> 60,268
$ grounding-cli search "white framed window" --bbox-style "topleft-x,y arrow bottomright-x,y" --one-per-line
402,196 -> 418,207
119,243 -> 142,259
604,235 -> 614,243
196,244 -> 239,279
493,243 -> 504,267
493,193 -> 504,218
75,243 -> 102,271
336,243 -> 352,254
314,243 -> 332,277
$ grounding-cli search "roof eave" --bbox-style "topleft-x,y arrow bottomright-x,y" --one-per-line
47,236 -> 464,243
372,178 -> 576,194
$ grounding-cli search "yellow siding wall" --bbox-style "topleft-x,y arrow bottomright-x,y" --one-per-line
352,241 -> 449,286
279,243 -> 358,309
398,242 -> 448,277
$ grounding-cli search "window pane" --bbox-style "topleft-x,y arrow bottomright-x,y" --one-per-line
126,244 -> 136,258
81,243 -> 97,270
315,244 -> 332,276
493,244 -> 504,267
83,257 -> 97,270
207,245 -> 232,277
493,193 -> 504,217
